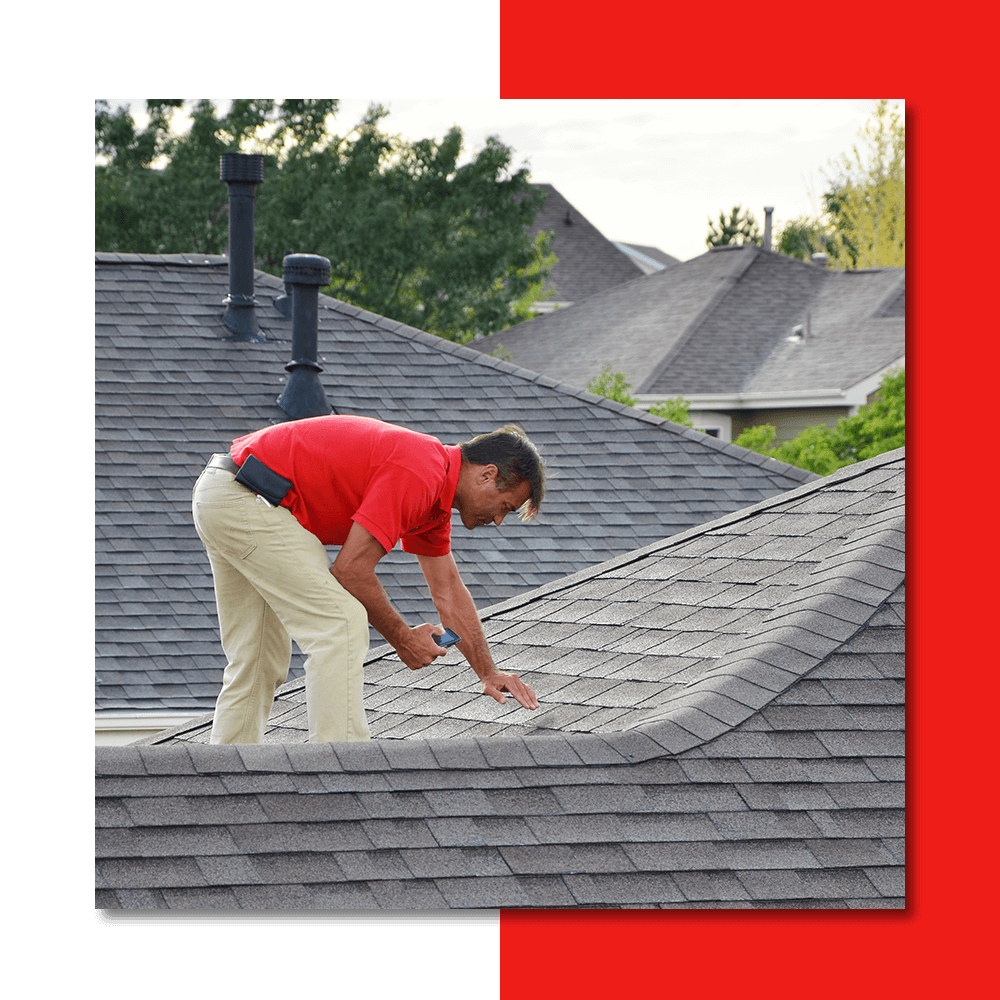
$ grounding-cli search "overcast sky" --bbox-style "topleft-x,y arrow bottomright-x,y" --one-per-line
109,98 -> 898,263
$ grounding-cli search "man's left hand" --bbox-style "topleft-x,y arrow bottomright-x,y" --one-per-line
482,671 -> 538,710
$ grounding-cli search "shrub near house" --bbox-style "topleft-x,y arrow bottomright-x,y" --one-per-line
587,367 -> 695,428
735,368 -> 905,475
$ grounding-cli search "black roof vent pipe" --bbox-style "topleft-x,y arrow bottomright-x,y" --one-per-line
277,254 -> 332,419
220,153 -> 264,340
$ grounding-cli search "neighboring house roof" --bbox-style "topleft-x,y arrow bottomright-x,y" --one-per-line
613,242 -> 681,274
96,448 -> 905,909
526,183 -> 651,304
95,253 -> 815,716
473,244 -> 904,408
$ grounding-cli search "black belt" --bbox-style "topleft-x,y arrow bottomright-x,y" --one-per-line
209,453 -> 240,475
209,452 -> 293,507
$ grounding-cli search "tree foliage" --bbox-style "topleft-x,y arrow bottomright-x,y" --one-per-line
828,367 -> 906,461
647,396 -> 694,427
773,101 -> 904,269
587,367 -> 636,406
706,205 -> 761,247
824,100 -> 904,270
95,99 -> 553,343
774,204 -> 839,263
733,367 -> 905,474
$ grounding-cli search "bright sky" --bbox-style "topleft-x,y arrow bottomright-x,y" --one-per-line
107,98 -> 899,262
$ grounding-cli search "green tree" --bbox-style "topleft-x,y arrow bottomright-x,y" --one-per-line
773,101 -> 904,270
734,424 -> 782,455
733,367 -> 904,474
774,214 -> 838,263
824,100 -> 904,269
830,366 -> 905,461
95,100 -> 553,343
508,232 -> 559,322
706,205 -> 761,247
736,423 -> 847,476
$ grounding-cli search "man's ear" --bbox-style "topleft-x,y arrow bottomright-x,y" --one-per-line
478,463 -> 499,485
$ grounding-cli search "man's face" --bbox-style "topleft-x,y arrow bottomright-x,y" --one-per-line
457,466 -> 532,530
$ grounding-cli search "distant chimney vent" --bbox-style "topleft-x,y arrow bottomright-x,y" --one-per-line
812,252 -> 829,268
763,206 -> 774,251
788,310 -> 811,342
220,153 -> 264,340
277,254 -> 332,420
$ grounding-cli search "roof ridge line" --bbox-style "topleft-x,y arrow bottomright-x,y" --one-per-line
94,252 -> 811,480
95,251 -> 229,266
634,246 -> 760,394
583,504 -> 906,762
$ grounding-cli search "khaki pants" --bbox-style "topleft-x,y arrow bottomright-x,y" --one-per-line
192,458 -> 370,743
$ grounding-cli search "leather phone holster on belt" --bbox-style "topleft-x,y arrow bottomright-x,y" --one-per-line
234,454 -> 293,507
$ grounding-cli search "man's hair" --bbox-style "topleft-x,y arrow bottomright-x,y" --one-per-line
459,424 -> 546,519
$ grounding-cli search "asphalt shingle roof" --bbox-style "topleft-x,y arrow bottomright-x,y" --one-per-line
526,183 -> 647,303
97,449 -> 905,909
95,252 -> 814,714
472,244 -> 905,398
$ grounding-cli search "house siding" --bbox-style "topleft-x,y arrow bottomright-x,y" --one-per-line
730,407 -> 850,442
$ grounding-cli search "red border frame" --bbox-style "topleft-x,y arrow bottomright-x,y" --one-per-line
498,5 -> 993,994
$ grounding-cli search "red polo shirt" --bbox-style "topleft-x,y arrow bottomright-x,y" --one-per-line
230,415 -> 461,556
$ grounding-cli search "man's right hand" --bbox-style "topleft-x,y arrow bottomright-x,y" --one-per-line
395,623 -> 449,671
331,524 -> 448,670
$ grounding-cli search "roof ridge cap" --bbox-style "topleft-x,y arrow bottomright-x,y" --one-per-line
95,251 -> 229,266
601,485 -> 905,760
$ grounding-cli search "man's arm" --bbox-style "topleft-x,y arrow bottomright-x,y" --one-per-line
330,521 -> 445,671
416,551 -> 539,711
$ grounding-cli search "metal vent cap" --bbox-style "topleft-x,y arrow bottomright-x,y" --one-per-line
283,253 -> 331,286
219,153 -> 264,184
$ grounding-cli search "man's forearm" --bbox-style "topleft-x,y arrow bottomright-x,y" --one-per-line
330,524 -> 447,671
330,561 -> 409,647
417,554 -> 501,682
418,552 -> 538,710
432,584 -> 499,682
